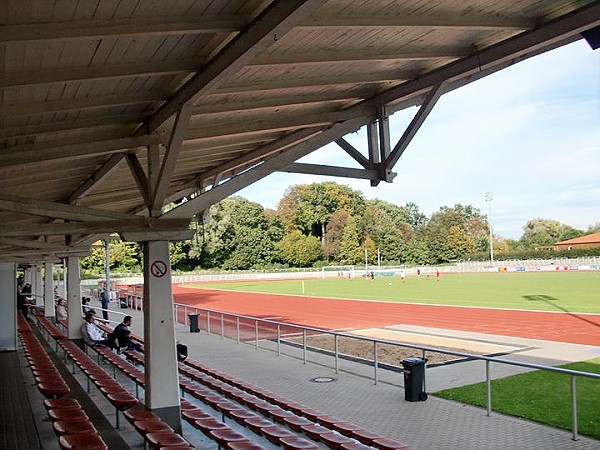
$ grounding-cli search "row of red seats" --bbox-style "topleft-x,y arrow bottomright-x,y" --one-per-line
33,311 -> 198,448
123,348 -> 389,450
116,327 -> 409,450
181,359 -> 409,450
45,397 -> 109,450
96,319 -> 407,450
18,312 -> 109,449
63,340 -> 196,449
116,347 -> 271,449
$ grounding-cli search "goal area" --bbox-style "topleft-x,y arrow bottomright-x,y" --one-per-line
321,265 -> 355,279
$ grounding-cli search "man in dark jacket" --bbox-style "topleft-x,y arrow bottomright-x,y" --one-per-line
112,315 -> 142,352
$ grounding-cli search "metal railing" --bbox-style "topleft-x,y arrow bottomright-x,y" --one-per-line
173,302 -> 599,441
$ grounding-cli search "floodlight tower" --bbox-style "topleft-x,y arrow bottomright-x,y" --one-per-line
485,192 -> 494,264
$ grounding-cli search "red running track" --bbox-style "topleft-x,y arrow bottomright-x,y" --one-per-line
172,284 -> 600,347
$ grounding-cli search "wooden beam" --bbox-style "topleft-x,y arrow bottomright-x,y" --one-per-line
0,134 -> 164,167
143,0 -> 327,133
0,218 -> 191,237
0,237 -> 81,251
68,154 -> 126,204
0,194 -> 138,222
0,113 -> 144,139
281,163 -> 379,180
214,70 -> 416,94
0,92 -> 166,117
335,138 -> 370,169
249,48 -> 466,66
163,115 -> 369,219
301,13 -> 535,30
0,15 -> 247,42
0,59 -> 204,88
151,104 -> 193,213
126,153 -> 152,208
385,82 -> 445,168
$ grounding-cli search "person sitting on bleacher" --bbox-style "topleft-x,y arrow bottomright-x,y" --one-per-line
176,340 -> 188,362
111,316 -> 142,352
81,312 -> 111,347
55,298 -> 67,321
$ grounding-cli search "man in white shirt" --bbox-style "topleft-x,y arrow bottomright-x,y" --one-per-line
81,312 -> 110,346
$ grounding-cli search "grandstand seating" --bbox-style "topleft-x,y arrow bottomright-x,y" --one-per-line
27,310 -> 411,450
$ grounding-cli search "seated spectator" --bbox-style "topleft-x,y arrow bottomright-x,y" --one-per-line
55,298 -> 67,321
81,312 -> 111,347
112,316 -> 142,352
176,340 -> 188,362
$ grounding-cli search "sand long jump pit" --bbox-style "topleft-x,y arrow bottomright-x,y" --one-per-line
290,325 -> 527,366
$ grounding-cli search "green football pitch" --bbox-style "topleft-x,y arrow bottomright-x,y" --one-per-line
189,271 -> 600,314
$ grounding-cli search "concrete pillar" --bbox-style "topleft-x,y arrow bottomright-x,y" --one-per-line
0,262 -> 17,351
143,240 -> 181,432
34,265 -> 43,306
44,262 -> 55,319
66,257 -> 83,340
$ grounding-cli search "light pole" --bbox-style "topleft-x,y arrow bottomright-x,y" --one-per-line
485,192 -> 494,264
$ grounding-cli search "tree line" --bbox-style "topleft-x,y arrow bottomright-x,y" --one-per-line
81,182 -> 600,275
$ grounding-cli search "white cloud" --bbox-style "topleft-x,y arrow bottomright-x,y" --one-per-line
238,40 -> 600,239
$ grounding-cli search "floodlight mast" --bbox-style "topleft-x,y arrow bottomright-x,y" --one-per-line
485,192 -> 494,264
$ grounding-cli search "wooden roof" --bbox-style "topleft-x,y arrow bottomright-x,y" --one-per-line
1,0 -> 599,261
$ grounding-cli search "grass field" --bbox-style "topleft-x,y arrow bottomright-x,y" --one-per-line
190,271 -> 600,314
436,358 -> 600,439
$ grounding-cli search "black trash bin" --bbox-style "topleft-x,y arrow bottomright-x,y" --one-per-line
401,357 -> 427,402
119,297 -> 128,308
188,313 -> 199,333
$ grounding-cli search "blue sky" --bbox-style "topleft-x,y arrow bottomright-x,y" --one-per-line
238,40 -> 600,240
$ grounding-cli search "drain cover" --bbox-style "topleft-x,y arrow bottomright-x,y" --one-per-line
310,377 -> 337,383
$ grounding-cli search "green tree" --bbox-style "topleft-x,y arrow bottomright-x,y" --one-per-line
277,230 -> 323,267
363,200 -> 412,262
445,225 -> 476,259
203,197 -> 282,269
404,238 -> 431,265
278,182 -> 365,238
519,219 -> 584,249
323,210 -> 350,262
338,216 -> 364,264
362,235 -> 377,264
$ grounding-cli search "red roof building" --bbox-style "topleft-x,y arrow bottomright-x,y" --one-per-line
553,232 -> 600,250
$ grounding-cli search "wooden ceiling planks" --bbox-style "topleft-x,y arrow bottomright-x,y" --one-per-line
0,0 -> 597,259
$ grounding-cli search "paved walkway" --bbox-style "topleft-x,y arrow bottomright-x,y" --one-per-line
122,308 -> 600,450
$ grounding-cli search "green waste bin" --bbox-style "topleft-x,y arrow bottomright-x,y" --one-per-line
402,357 -> 427,402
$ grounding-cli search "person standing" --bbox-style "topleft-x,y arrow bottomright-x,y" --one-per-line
100,289 -> 110,320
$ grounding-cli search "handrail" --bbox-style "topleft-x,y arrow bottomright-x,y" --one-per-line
173,302 -> 599,441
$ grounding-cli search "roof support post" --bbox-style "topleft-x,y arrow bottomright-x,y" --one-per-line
0,262 -> 17,351
65,256 -> 83,341
44,262 -> 55,319
143,240 -> 181,432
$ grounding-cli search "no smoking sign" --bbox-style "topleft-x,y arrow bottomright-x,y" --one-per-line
150,260 -> 168,278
